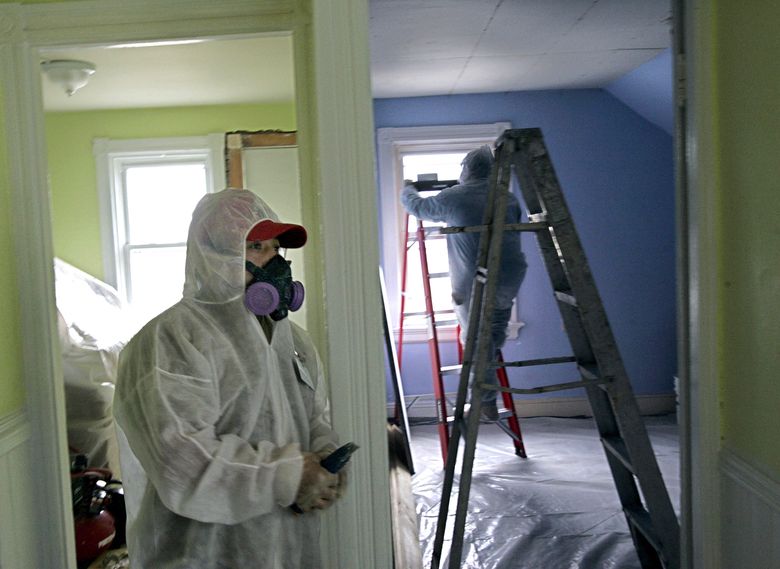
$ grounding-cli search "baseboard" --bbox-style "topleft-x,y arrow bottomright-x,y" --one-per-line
390,392 -> 676,419
719,447 -> 780,568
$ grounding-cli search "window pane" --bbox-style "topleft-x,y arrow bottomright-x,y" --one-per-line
401,152 -> 467,329
127,246 -> 186,324
125,162 -> 207,244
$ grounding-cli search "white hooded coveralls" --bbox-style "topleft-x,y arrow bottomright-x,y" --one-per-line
114,189 -> 338,569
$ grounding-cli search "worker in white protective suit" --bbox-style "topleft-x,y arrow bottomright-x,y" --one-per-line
114,188 -> 344,569
401,145 -> 527,420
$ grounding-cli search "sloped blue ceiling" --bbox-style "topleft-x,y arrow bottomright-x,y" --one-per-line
606,49 -> 674,135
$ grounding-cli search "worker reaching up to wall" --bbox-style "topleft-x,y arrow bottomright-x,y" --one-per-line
401,145 -> 527,420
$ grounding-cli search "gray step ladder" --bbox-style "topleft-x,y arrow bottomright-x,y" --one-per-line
431,128 -> 680,569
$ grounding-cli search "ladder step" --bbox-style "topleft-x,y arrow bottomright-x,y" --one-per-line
600,435 -> 635,474
623,506 -> 663,556
428,272 -> 449,279
488,376 -> 608,395
439,221 -> 548,234
554,290 -> 578,307
499,355 -> 578,368
402,309 -> 454,318
440,364 -> 462,375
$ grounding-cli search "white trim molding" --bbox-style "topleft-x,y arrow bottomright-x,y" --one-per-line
720,448 -> 780,568
0,410 -> 37,569
309,1 -> 393,567
684,0 -> 722,567
0,410 -> 31,458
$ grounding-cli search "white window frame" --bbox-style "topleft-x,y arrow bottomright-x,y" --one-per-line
94,135 -> 225,297
376,122 -> 522,343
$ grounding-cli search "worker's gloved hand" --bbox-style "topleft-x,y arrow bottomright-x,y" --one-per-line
294,452 -> 339,512
318,448 -> 349,499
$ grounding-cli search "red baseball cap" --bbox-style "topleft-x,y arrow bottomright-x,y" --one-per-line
246,219 -> 307,248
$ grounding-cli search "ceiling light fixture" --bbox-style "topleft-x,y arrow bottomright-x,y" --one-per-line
40,59 -> 96,97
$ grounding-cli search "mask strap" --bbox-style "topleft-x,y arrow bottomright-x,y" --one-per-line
245,260 -> 266,280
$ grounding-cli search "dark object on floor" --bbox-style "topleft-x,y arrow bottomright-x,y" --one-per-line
71,453 -> 126,566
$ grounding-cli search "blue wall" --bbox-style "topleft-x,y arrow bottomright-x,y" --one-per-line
606,49 -> 674,135
375,88 -> 676,403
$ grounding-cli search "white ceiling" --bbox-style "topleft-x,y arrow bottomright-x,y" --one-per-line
370,0 -> 672,97
39,0 -> 671,111
40,35 -> 295,112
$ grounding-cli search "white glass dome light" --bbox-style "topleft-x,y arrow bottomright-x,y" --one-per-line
40,59 -> 96,97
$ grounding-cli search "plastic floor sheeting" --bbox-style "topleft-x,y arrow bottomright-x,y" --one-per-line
409,414 -> 680,569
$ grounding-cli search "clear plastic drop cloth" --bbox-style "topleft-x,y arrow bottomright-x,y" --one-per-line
410,415 -> 680,569
54,258 -> 133,473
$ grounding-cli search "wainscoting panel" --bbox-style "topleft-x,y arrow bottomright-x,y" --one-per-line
0,411 -> 38,569
720,447 -> 780,569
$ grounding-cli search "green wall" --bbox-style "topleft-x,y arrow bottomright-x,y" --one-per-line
45,102 -> 296,279
0,88 -> 26,416
716,0 -> 780,476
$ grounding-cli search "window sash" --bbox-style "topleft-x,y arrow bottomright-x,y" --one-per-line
94,135 -> 223,319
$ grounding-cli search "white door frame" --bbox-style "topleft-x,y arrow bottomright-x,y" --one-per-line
0,1 -> 390,568
676,0 -> 722,568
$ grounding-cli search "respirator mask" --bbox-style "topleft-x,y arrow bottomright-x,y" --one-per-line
244,255 -> 305,321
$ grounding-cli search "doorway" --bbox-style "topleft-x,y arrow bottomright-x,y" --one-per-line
1,2 -> 390,568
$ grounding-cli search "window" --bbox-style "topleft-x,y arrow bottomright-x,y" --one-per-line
399,152 -> 466,331
376,123 -> 522,342
95,135 -> 224,329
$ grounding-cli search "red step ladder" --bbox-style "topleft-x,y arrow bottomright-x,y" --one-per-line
398,212 -> 526,463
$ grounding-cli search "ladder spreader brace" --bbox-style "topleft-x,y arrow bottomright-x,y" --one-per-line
431,128 -> 680,569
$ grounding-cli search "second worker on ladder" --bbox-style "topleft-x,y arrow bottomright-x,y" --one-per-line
401,145 -> 528,420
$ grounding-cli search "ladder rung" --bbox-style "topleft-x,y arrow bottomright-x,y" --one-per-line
601,435 -> 635,474
488,376 -> 607,395
554,290 -> 578,307
406,228 -> 446,243
440,364 -> 462,375
428,272 -> 449,279
623,506 -> 663,555
499,355 -> 578,368
439,221 -> 548,234
434,319 -> 458,327
402,309 -> 454,318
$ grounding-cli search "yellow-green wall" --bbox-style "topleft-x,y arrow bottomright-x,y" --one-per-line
716,0 -> 780,476
45,103 -> 296,279
0,88 -> 26,416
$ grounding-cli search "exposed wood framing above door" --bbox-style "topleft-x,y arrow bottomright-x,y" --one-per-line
225,130 -> 297,189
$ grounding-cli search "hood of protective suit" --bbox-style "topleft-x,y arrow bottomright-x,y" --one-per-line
183,189 -> 279,304
458,145 -> 494,184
